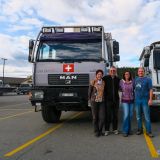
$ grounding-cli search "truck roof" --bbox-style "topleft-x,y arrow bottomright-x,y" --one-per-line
151,41 -> 160,46
40,32 -> 102,42
139,46 -> 150,60
139,41 -> 160,60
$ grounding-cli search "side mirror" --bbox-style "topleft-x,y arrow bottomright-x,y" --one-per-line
144,53 -> 150,58
113,55 -> 120,62
28,40 -> 34,62
144,58 -> 149,67
146,68 -> 151,75
113,41 -> 119,55
106,63 -> 109,67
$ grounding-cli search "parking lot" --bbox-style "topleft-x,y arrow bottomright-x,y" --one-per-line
0,94 -> 160,160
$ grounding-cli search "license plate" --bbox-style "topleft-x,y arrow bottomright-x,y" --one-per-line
61,93 -> 74,97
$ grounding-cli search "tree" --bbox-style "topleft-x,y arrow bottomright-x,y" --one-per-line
117,67 -> 138,79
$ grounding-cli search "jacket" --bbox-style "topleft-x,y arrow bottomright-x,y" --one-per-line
103,75 -> 120,102
88,79 -> 105,102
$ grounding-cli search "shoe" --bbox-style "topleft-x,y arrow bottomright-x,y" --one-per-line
113,130 -> 119,135
123,133 -> 128,137
95,132 -> 100,137
104,131 -> 109,136
146,133 -> 154,138
99,132 -> 105,136
136,129 -> 143,135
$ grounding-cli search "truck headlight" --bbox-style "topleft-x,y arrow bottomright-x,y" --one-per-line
153,92 -> 160,100
155,94 -> 160,100
34,91 -> 44,99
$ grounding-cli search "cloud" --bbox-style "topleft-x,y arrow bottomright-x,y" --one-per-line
7,25 -> 32,32
6,18 -> 43,32
0,0 -> 160,77
0,33 -> 32,77
1,0 -> 37,17
0,33 -> 30,58
138,1 -> 160,23
0,64 -> 32,77
21,18 -> 43,27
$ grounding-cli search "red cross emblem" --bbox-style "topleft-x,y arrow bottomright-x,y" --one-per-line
63,64 -> 74,72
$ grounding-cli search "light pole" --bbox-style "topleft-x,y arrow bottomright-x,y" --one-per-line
1,58 -> 7,86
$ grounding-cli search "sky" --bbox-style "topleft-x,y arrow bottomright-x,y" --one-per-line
0,0 -> 160,77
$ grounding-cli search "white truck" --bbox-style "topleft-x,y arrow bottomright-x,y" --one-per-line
28,25 -> 120,123
139,41 -> 160,121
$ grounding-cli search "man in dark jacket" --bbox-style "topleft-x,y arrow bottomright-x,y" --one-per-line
103,66 -> 120,136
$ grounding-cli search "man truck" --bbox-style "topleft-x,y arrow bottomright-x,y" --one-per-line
139,41 -> 160,122
28,25 -> 120,123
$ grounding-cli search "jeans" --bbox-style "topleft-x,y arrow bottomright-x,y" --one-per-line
135,99 -> 152,133
91,102 -> 105,133
122,102 -> 134,134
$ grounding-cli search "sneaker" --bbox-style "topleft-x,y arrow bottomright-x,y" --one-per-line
146,133 -> 154,138
123,133 -> 128,137
113,130 -> 119,135
104,131 -> 109,136
136,129 -> 143,135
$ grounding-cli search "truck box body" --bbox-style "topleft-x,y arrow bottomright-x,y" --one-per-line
140,41 -> 160,121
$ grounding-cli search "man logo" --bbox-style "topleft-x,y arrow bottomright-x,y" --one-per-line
60,75 -> 77,80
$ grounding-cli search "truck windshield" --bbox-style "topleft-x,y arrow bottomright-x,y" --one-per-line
153,49 -> 160,69
37,41 -> 102,61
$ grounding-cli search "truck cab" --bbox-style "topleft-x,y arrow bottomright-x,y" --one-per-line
140,41 -> 160,121
28,26 -> 120,123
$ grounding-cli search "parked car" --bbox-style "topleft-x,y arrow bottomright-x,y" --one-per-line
16,84 -> 32,95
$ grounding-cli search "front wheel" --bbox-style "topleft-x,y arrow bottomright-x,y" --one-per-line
41,105 -> 61,123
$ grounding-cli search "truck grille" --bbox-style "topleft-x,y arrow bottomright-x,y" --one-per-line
48,74 -> 89,86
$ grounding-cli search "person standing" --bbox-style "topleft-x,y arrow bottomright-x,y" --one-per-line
88,69 -> 105,137
119,71 -> 134,137
134,67 -> 153,137
103,66 -> 120,136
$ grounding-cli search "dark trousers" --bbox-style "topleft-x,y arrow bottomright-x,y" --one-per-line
105,101 -> 119,131
91,102 -> 105,133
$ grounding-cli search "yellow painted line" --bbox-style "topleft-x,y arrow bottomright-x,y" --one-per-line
4,112 -> 83,157
143,125 -> 159,158
0,110 -> 33,121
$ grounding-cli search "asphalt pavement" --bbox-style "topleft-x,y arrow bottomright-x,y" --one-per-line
0,94 -> 160,160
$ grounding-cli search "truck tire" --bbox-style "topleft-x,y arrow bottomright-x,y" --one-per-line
150,106 -> 160,122
41,105 -> 61,123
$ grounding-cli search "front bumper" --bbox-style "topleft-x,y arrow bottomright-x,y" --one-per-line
152,100 -> 160,106
29,86 -> 90,111
152,91 -> 160,106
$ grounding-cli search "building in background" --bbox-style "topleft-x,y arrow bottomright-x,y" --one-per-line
0,76 -> 32,87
